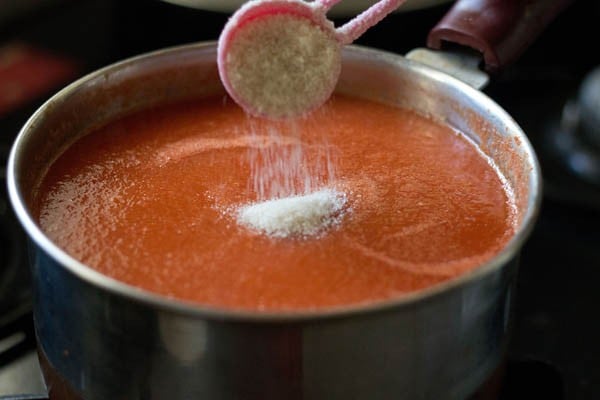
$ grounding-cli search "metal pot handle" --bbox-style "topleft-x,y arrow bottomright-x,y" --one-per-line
427,0 -> 573,72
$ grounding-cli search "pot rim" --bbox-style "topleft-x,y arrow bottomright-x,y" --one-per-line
7,41 -> 542,322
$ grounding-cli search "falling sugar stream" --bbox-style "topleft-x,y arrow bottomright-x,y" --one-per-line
244,114 -> 338,201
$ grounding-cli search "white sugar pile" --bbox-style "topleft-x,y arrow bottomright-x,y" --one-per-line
237,188 -> 346,238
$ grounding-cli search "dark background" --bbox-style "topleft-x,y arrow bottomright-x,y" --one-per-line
0,1 -> 599,399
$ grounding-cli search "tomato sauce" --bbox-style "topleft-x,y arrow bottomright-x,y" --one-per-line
35,95 -> 515,311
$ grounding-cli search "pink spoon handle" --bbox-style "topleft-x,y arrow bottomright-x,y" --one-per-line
335,0 -> 406,45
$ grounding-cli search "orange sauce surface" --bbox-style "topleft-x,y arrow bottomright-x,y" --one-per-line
36,95 -> 515,311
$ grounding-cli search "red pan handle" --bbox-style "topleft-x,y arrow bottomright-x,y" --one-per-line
427,0 -> 573,72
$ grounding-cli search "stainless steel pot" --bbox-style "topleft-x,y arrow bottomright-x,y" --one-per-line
8,41 -> 540,400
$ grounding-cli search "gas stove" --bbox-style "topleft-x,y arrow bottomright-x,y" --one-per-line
0,0 -> 598,399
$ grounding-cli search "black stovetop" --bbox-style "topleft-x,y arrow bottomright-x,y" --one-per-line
0,1 -> 599,399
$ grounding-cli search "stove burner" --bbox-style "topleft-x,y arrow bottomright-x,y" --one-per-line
541,66 -> 600,209
548,67 -> 600,183
0,142 -> 35,367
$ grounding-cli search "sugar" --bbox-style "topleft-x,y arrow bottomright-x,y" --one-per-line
224,13 -> 341,118
245,120 -> 337,201
237,188 -> 346,238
